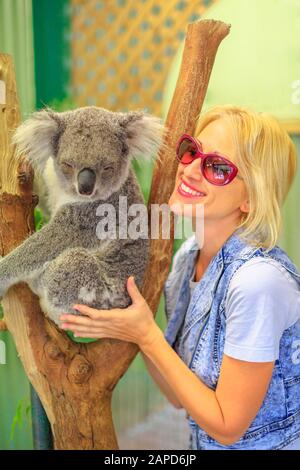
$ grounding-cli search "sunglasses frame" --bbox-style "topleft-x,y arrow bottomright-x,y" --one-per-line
176,134 -> 239,186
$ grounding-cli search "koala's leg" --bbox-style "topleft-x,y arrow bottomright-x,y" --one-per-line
39,247 -> 123,326
92,238 -> 150,302
0,211 -> 74,298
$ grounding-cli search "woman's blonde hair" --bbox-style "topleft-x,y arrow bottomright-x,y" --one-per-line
194,104 -> 297,251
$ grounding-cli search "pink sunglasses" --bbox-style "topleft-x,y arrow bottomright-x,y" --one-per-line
176,134 -> 239,186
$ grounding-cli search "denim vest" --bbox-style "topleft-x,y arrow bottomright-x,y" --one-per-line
164,230 -> 300,450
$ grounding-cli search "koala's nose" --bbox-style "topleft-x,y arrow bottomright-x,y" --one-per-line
77,168 -> 96,195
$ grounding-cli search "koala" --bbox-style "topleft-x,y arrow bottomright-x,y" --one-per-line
0,106 -> 163,327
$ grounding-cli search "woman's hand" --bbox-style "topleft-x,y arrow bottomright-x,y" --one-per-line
59,276 -> 163,350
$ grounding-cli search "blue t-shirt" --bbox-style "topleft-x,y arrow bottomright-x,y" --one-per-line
189,257 -> 300,362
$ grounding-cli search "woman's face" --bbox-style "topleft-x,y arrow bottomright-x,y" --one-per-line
168,118 -> 249,224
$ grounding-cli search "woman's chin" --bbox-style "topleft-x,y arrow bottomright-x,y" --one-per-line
168,192 -> 204,218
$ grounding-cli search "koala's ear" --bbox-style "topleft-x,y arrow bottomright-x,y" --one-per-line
119,111 -> 165,161
12,108 -> 64,172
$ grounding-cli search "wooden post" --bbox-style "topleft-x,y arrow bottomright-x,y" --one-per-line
0,19 -> 230,450
144,20 -> 231,314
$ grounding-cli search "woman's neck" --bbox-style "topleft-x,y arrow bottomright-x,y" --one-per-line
193,214 -> 242,272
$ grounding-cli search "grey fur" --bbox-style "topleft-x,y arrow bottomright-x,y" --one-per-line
0,106 -> 163,326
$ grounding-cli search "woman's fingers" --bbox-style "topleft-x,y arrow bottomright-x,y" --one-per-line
126,276 -> 144,304
74,332 -> 131,341
75,333 -> 105,338
61,322 -> 118,335
64,324 -> 103,334
65,324 -> 133,342
73,304 -> 120,320
62,321 -> 136,342
60,314 -> 101,327
72,304 -> 116,319
72,304 -> 97,317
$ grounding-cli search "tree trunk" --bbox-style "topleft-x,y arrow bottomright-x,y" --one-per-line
145,20 -> 231,313
0,20 -> 230,450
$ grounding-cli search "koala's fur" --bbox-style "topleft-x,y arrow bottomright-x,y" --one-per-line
0,106 -> 163,326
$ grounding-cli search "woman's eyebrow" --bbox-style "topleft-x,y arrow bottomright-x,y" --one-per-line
198,140 -> 221,154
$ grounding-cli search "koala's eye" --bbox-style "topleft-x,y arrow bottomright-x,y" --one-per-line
61,162 -> 74,169
103,165 -> 114,172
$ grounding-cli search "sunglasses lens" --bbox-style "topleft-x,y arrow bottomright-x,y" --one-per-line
177,139 -> 197,164
203,156 -> 233,185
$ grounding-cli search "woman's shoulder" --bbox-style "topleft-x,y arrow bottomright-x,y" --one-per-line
224,255 -> 300,361
224,256 -> 300,362
233,256 -> 297,284
229,256 -> 299,292
226,256 -> 300,326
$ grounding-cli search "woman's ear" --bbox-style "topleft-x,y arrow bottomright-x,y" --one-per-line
240,199 -> 250,213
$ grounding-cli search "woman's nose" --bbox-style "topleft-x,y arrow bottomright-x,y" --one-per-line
182,159 -> 203,181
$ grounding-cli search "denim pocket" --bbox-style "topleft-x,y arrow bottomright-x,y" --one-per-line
284,375 -> 300,416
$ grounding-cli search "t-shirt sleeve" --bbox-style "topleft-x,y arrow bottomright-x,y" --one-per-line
224,258 -> 300,362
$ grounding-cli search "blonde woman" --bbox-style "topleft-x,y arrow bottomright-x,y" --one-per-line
60,105 -> 300,450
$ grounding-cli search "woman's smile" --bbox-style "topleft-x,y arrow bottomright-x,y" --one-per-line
177,178 -> 207,199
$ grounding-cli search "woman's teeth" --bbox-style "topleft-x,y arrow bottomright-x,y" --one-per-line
178,181 -> 206,197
